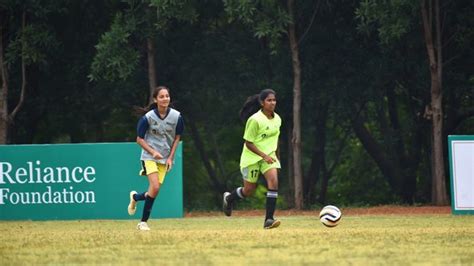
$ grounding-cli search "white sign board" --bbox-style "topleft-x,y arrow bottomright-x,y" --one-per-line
448,136 -> 474,214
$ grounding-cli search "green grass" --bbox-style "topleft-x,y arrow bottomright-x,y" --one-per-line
1,214 -> 474,264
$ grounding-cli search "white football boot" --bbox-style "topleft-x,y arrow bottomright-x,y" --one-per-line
128,191 -> 137,215
137,221 -> 150,231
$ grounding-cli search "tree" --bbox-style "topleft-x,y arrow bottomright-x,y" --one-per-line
223,0 -> 307,208
0,1 -> 59,144
354,0 -> 473,205
286,0 -> 304,209
419,0 -> 448,205
90,0 -> 198,102
3,0 -> 472,209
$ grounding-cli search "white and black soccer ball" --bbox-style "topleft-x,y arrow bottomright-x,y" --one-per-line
319,205 -> 342,227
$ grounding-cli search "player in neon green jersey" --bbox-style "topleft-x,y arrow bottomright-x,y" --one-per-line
223,89 -> 282,229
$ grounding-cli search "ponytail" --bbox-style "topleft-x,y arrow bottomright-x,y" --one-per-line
239,95 -> 260,122
133,102 -> 157,116
133,86 -> 170,116
239,89 -> 276,122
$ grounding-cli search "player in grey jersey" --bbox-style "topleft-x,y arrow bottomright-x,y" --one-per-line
127,86 -> 184,231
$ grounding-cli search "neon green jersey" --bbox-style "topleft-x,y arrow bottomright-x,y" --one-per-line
240,110 -> 281,168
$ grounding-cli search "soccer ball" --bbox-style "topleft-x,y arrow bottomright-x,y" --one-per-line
319,205 -> 342,227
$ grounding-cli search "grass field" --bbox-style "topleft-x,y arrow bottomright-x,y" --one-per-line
1,211 -> 474,264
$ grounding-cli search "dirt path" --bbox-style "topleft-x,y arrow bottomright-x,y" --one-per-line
185,205 -> 452,217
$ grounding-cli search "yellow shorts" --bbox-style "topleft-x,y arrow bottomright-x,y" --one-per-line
241,158 -> 281,183
139,160 -> 167,184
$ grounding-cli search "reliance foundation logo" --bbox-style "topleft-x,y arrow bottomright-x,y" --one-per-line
0,160 -> 97,205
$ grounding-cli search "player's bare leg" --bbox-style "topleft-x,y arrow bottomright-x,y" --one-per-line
137,172 -> 160,231
223,180 -> 256,216
263,168 -> 280,229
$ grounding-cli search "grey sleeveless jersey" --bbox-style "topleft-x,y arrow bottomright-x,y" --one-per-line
141,108 -> 180,164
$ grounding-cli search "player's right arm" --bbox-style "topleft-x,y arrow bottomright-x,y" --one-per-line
245,141 -> 275,164
136,116 -> 163,160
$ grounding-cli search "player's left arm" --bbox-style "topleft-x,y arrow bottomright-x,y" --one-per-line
166,115 -> 184,172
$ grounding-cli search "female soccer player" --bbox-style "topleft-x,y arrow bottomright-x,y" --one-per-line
127,86 -> 184,231
223,89 -> 282,229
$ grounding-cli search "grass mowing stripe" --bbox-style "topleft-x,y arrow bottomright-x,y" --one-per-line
1,215 -> 473,264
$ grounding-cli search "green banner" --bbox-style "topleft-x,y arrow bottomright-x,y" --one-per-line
0,142 -> 183,220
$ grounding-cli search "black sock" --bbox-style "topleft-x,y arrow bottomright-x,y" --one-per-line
265,190 -> 278,220
133,192 -> 146,201
227,187 -> 245,203
141,195 -> 156,222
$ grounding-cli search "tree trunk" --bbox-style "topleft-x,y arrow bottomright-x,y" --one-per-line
304,132 -> 321,204
1,11 -> 29,144
351,114 -> 399,192
188,117 -> 225,193
319,152 -> 329,204
9,13 -> 27,122
321,125 -> 351,204
0,23 -> 8,144
147,38 -> 157,103
209,127 -> 226,178
304,100 -> 328,204
286,123 -> 294,208
420,0 -> 448,205
387,84 -> 417,203
287,0 -> 303,209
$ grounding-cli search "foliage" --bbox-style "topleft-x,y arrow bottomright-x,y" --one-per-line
1,0 -> 63,78
151,0 -> 199,30
223,0 -> 291,53
355,0 -> 419,44
326,138 -> 397,206
4,0 -> 474,209
89,0 -> 198,81
5,24 -> 58,66
89,14 -> 140,81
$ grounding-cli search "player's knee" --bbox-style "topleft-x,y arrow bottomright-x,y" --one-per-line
149,185 -> 160,197
243,186 -> 256,197
267,179 -> 278,190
